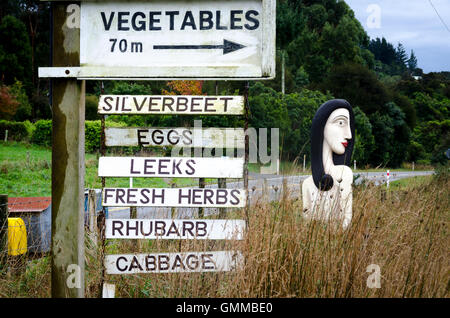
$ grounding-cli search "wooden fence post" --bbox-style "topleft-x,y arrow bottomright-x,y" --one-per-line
218,178 -> 227,218
88,190 -> 98,246
51,2 -> 85,298
0,194 -> 7,267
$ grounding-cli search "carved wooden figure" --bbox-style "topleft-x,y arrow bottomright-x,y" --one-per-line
302,99 -> 355,229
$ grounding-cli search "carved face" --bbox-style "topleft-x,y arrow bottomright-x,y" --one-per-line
324,108 -> 352,155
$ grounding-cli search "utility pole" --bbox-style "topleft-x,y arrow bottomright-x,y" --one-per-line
281,50 -> 285,95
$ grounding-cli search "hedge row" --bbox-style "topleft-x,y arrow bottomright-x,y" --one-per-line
0,120 -> 34,141
1,119 -> 126,152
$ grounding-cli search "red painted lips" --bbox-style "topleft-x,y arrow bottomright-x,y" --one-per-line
342,142 -> 348,148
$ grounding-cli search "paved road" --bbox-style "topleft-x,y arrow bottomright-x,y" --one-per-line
107,170 -> 434,219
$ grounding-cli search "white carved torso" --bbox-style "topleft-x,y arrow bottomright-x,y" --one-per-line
302,165 -> 353,229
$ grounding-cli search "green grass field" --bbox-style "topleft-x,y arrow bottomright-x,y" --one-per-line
0,142 -> 214,197
0,141 -> 433,197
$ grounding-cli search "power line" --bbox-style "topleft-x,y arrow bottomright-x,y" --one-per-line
428,0 -> 450,34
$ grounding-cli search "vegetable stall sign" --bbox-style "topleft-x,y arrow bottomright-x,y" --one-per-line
105,251 -> 243,274
38,0 -> 275,298
39,0 -> 276,80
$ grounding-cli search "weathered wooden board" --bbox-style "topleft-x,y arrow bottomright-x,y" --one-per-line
105,127 -> 245,148
77,0 -> 275,79
102,188 -> 246,208
105,219 -> 246,240
98,95 -> 244,115
105,251 -> 243,274
98,157 -> 244,178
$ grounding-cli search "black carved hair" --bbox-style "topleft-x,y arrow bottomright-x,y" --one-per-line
310,99 -> 355,191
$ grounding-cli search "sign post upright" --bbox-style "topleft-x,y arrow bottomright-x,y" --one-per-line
50,2 -> 85,298
40,0 -> 276,298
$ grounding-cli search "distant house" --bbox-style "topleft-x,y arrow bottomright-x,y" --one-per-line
413,75 -> 422,81
8,197 -> 51,254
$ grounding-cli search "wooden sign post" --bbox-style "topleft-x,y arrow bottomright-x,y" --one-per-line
96,90 -> 249,286
39,0 -> 276,298
50,3 -> 85,298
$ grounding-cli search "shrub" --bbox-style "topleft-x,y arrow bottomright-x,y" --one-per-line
10,80 -> 32,121
85,120 -> 101,152
85,95 -> 100,120
86,120 -> 128,153
29,119 -> 129,151
31,119 -> 52,146
0,120 -> 30,141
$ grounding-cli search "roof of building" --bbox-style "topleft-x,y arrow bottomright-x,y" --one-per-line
8,197 -> 51,213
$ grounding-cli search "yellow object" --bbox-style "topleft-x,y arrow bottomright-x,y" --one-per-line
8,218 -> 27,256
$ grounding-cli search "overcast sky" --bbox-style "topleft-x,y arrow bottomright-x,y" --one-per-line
345,0 -> 450,73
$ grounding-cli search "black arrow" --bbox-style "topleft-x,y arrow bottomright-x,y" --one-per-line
153,39 -> 245,55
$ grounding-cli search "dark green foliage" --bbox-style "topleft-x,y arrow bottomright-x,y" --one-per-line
411,120 -> 450,165
321,63 -> 390,115
31,119 -> 52,146
10,81 -> 31,121
282,88 -> 332,160
248,82 -> 332,161
369,37 -> 397,66
276,0 -> 305,49
352,106 -> 375,166
412,92 -> 448,123
395,43 -> 408,73
392,93 -> 416,128
248,83 -> 289,133
85,95 -> 100,120
0,0 -> 447,169
84,120 -> 103,153
31,91 -> 51,119
408,50 -> 418,73
369,102 -> 410,167
0,15 -> 32,93
30,119 -> 127,152
368,38 -> 411,76
274,0 -> 370,85
262,50 -> 296,93
0,120 -> 31,141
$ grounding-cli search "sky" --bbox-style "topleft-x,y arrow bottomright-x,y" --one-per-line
344,0 -> 450,73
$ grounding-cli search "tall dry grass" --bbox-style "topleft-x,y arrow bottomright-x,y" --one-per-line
86,172 -> 449,298
1,173 -> 448,298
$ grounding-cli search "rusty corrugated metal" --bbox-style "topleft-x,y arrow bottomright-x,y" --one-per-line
8,197 -> 51,213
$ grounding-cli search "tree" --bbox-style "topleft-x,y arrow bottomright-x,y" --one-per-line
162,81 -> 204,96
10,80 -> 31,121
320,62 -> 390,115
352,106 -> 375,166
0,15 -> 32,93
411,120 -> 450,165
392,93 -> 416,128
0,80 -> 31,120
283,88 -> 332,160
294,66 -> 310,89
395,43 -> 408,69
368,102 -> 410,167
412,92 -> 446,123
407,50 -> 418,73
0,85 -> 19,120
368,37 -> 397,67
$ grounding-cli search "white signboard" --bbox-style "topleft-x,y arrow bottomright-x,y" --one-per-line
79,0 -> 275,79
106,219 -> 246,240
105,127 -> 245,148
98,95 -> 244,115
105,251 -> 243,274
98,157 -> 244,178
102,188 -> 246,207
